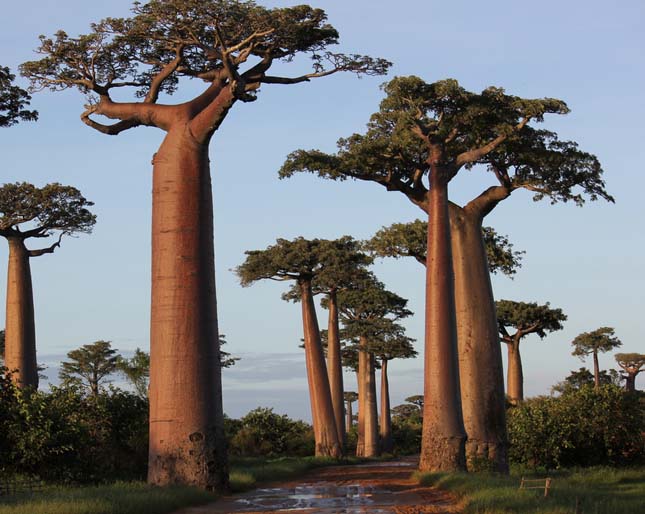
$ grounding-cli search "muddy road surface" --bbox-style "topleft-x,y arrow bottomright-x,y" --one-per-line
175,458 -> 460,514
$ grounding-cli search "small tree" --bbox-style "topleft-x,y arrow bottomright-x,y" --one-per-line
218,335 -> 240,369
329,276 -> 412,458
237,237 -> 342,457
550,367 -> 621,395
496,300 -> 566,403
372,330 -> 417,453
615,353 -> 645,393
116,349 -> 150,399
571,327 -> 622,389
284,236 -> 372,450
343,391 -> 358,433
0,66 -> 37,127
59,341 -> 119,397
1,183 -> 96,388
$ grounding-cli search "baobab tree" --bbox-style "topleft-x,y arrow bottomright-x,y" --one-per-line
59,340 -> 119,397
237,237 -> 342,458
21,0 -> 388,490
284,236 -> 372,450
371,329 -> 417,453
281,77 -> 609,470
571,327 -> 622,389
0,182 -> 96,389
496,299 -> 566,403
329,277 -> 412,457
615,353 -> 645,392
344,391 -> 358,432
367,220 -> 523,275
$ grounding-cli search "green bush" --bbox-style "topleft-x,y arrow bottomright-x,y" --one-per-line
508,385 -> 644,469
0,369 -> 148,483
228,407 -> 314,457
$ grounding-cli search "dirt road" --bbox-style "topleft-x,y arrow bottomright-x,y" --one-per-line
175,459 -> 460,514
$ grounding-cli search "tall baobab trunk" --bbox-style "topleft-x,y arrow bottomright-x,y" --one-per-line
624,372 -> 637,393
419,175 -> 467,472
379,359 -> 393,453
346,398 -> 353,433
356,336 -> 379,457
300,280 -> 342,458
148,128 -> 228,490
327,290 -> 346,449
506,340 -> 523,404
4,238 -> 38,389
592,351 -> 600,389
450,207 -> 508,472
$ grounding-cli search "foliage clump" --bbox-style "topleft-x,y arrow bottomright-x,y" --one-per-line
507,385 -> 644,469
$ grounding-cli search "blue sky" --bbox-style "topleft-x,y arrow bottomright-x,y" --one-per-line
1,0 -> 643,420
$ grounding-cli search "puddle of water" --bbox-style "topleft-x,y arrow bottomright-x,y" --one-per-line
234,482 -> 395,511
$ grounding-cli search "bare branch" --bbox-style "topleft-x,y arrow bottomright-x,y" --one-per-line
28,233 -> 64,258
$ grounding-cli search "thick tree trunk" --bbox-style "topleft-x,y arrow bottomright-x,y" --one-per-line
326,290 -> 346,449
593,351 -> 600,389
625,372 -> 637,393
346,399 -> 353,433
4,238 -> 38,389
379,359 -> 393,453
419,177 -> 467,472
300,281 -> 342,458
356,336 -> 379,457
148,127 -> 228,491
450,207 -> 508,472
506,340 -> 523,404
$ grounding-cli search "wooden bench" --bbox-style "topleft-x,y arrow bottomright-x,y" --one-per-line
520,477 -> 552,497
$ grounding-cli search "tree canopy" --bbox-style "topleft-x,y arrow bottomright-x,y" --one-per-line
366,219 -> 523,275
280,76 -> 611,214
116,348 -> 150,398
615,353 -> 645,376
0,66 -> 37,127
551,367 -> 621,395
572,327 -> 622,360
0,183 -> 96,250
496,299 -> 566,342
59,341 -> 119,397
21,0 -> 389,137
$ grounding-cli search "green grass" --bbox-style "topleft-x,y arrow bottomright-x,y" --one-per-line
415,466 -> 645,514
0,455 -> 378,514
0,481 -> 215,514
229,455 -> 377,492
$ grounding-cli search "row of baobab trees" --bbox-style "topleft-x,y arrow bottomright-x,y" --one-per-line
0,0 -> 617,492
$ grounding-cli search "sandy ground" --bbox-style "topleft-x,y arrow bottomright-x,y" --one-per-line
174,458 -> 461,514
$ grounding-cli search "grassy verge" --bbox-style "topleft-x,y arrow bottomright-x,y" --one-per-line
0,455 -> 381,513
229,455 -> 384,492
415,466 -> 645,514
0,481 -> 215,514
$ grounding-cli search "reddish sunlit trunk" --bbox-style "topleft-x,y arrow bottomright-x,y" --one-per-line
148,127 -> 227,490
506,340 -> 523,404
346,398 -> 353,433
327,290 -> 346,449
3,238 -> 38,389
450,207 -> 508,472
356,336 -> 379,457
624,372 -> 637,393
300,280 -> 342,458
379,359 -> 393,453
419,175 -> 466,472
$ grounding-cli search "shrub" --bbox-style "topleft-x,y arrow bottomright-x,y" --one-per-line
228,407 -> 314,457
508,385 -> 644,468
